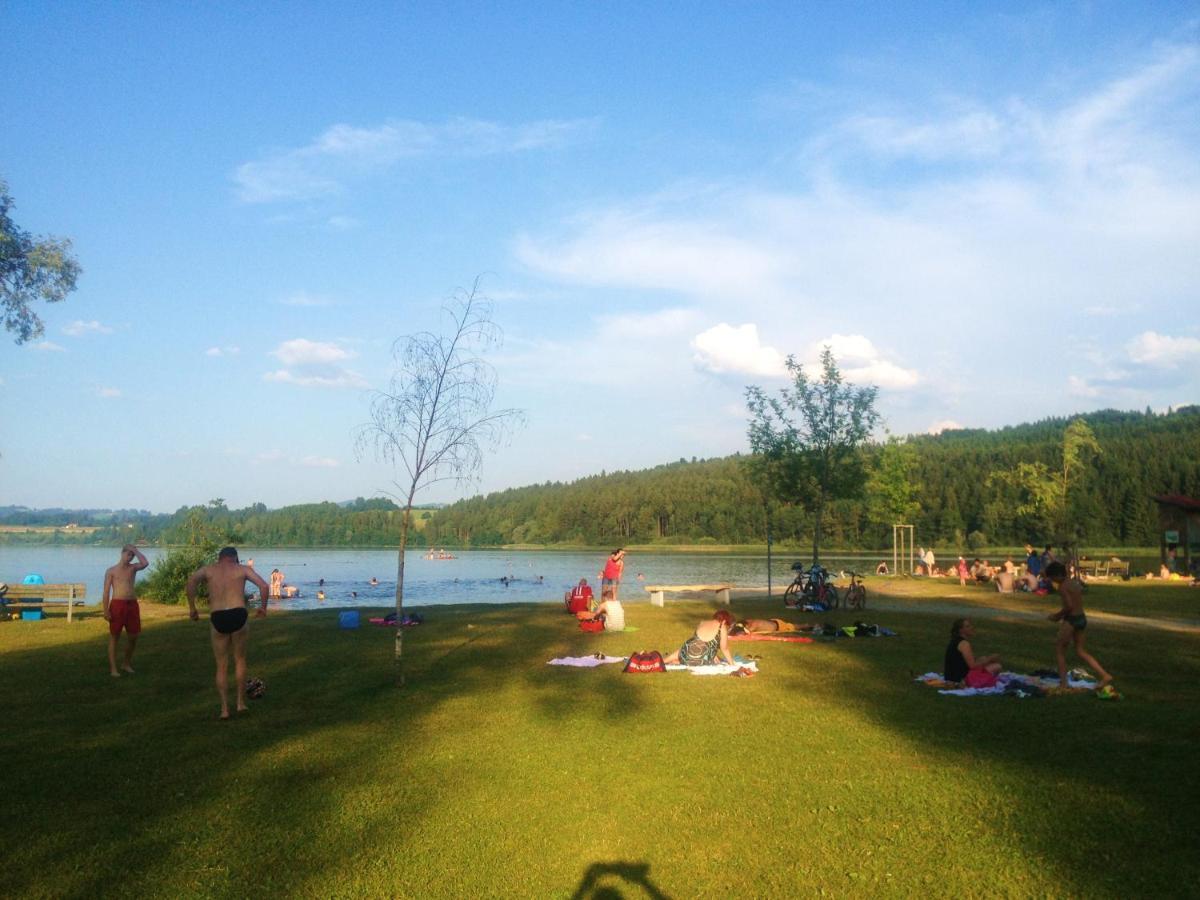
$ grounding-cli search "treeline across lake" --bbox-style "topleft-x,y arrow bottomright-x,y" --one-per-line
4,407 -> 1196,550
423,407 -> 1199,549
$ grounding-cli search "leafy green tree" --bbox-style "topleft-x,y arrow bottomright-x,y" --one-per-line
1,179 -> 81,344
746,347 -> 881,563
866,435 -> 921,526
358,280 -> 523,685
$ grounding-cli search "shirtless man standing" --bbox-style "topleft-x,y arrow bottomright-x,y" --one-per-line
186,547 -> 270,720
102,544 -> 150,677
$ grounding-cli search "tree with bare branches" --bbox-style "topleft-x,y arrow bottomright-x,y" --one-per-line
358,280 -> 523,684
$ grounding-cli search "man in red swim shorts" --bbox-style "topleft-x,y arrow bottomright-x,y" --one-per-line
103,544 -> 150,677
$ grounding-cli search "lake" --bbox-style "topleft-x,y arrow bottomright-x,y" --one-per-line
0,546 -> 896,610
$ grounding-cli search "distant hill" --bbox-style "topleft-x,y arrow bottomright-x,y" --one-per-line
5,407 -> 1197,549
421,406 -> 1200,549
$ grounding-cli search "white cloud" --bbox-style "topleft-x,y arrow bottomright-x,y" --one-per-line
96,386 -> 122,398
235,116 -> 595,203
264,369 -> 368,390
1126,331 -> 1200,367
62,319 -> 113,337
205,346 -> 241,357
278,292 -> 334,308
928,420 -> 965,434
265,339 -> 365,389
599,308 -> 699,340
804,334 -> 920,391
32,341 -> 66,352
272,338 -> 353,366
517,43 -> 1198,426
299,456 -> 340,468
692,323 -> 786,376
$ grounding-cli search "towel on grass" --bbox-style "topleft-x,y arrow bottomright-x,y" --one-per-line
666,660 -> 760,676
730,634 -> 813,643
547,655 -> 627,667
915,671 -> 1098,696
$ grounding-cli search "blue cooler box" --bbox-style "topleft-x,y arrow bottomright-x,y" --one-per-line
22,610 -> 44,621
338,610 -> 360,629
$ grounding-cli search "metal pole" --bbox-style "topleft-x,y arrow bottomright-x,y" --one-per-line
766,504 -> 773,599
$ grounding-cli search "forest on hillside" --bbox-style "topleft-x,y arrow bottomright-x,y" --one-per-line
4,408 -> 1196,549
422,407 -> 1199,549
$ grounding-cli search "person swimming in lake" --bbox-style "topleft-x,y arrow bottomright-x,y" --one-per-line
944,618 -> 1002,688
369,577 -> 379,586
663,610 -> 737,667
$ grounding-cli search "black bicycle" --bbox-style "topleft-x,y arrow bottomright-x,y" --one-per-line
783,562 -> 840,609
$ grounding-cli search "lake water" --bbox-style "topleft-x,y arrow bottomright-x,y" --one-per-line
0,546 -> 895,610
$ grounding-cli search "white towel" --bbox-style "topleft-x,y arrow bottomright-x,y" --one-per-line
547,655 -> 626,668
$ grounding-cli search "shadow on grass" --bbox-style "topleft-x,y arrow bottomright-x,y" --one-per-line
749,587 -> 1200,897
0,603 -> 648,897
570,860 -> 672,899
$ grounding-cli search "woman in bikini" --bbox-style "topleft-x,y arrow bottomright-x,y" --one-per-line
663,609 -> 737,667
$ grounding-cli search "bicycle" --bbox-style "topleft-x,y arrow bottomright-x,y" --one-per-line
843,570 -> 867,610
783,563 -> 840,609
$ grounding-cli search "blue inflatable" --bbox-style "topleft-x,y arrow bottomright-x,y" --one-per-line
22,574 -> 45,584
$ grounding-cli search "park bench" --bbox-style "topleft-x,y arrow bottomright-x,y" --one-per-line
1104,559 -> 1131,579
1076,559 -> 1101,579
643,583 -> 733,608
0,583 -> 88,623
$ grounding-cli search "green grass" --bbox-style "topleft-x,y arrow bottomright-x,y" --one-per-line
2,580 -> 1198,899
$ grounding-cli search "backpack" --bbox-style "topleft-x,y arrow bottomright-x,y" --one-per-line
579,618 -> 605,633
623,651 -> 667,673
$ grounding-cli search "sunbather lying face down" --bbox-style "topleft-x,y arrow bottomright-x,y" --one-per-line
663,610 -> 737,667
730,618 -> 800,635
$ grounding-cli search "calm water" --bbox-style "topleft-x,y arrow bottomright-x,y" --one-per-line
0,546 -> 893,610
3,546 -> 1163,611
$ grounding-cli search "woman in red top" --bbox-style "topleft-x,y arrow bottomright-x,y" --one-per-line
601,549 -> 626,602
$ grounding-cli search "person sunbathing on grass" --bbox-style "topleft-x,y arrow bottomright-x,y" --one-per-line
663,609 -> 737,667
730,617 -> 802,635
944,618 -> 1002,688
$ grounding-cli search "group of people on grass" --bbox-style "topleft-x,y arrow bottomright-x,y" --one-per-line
104,543 -> 272,719
565,548 -> 628,631
944,560 -> 1113,690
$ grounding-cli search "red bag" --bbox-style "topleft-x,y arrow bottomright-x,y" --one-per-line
579,618 -> 605,633
623,651 -> 667,673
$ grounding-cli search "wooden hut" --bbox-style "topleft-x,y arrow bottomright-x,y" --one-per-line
1151,494 -> 1200,575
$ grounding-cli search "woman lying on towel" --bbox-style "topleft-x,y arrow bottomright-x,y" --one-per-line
730,618 -> 801,635
663,609 -> 737,667
944,618 -> 1002,688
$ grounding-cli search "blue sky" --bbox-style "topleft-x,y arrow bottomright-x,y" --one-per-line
3,2 -> 1198,512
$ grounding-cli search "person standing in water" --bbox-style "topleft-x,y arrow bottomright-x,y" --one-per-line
102,544 -> 149,677
186,547 -> 270,720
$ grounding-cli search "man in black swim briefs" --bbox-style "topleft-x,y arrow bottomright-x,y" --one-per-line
186,547 -> 270,720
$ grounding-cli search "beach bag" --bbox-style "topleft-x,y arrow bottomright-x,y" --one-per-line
623,651 -> 666,673
579,618 -> 605,633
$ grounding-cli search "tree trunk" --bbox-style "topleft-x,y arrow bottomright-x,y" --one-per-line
395,503 -> 412,687
812,489 -> 825,564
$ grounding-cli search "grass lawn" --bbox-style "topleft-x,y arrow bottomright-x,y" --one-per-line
2,579 -> 1198,898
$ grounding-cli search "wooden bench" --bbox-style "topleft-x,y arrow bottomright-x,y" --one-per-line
1076,559 -> 1101,578
0,583 -> 88,622
643,583 -> 733,607
1104,559 -> 1130,579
